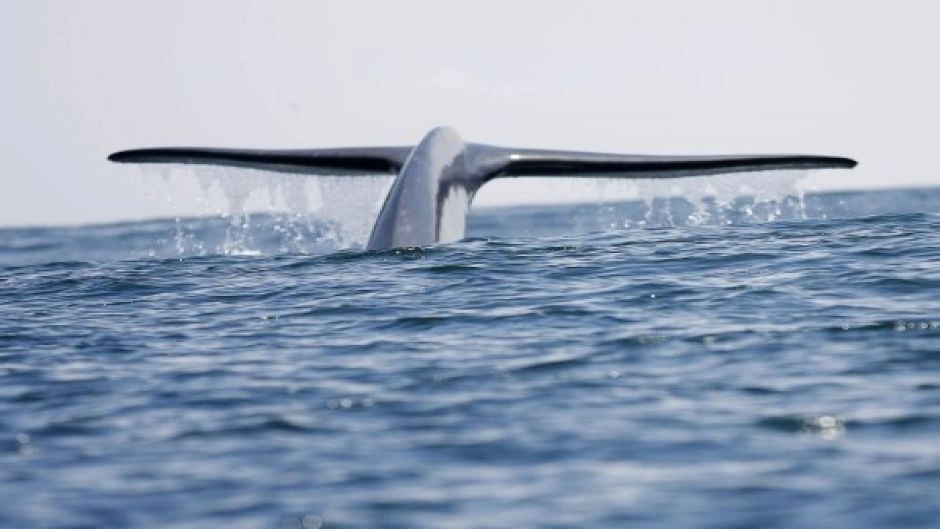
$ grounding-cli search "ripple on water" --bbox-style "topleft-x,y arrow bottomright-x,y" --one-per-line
1,189 -> 940,528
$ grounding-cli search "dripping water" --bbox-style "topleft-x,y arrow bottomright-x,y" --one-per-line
138,165 -> 813,256
138,165 -> 394,257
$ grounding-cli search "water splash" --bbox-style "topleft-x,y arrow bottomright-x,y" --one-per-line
139,165 -> 394,256
588,170 -> 811,229
137,165 -> 813,256
475,170 -> 812,229
438,186 -> 473,244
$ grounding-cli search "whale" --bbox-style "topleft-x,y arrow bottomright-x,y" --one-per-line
109,126 -> 857,250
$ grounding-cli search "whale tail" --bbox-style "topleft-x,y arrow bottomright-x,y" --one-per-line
108,130 -> 857,249
482,146 -> 856,181
108,146 -> 414,176
109,144 -> 856,181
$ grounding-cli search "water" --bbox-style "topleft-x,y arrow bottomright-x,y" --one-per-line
1,186 -> 939,528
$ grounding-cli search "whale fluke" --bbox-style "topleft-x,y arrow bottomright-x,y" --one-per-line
108,126 -> 858,249
490,148 -> 857,180
108,146 -> 412,176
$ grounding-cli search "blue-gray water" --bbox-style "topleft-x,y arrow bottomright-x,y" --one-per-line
2,188 -> 939,528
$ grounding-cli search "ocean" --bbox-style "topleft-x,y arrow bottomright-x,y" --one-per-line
1,183 -> 939,528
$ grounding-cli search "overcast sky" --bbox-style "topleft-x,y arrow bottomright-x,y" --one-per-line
2,1 -> 938,227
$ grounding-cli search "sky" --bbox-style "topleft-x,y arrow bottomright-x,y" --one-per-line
2,1 -> 939,227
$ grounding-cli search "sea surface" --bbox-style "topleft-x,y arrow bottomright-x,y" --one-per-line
1,185 -> 939,528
